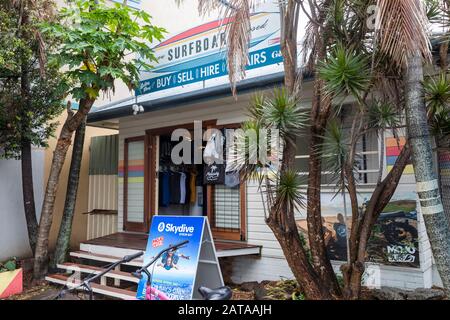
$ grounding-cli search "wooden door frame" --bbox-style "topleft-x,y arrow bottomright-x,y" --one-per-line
145,120 -> 217,228
144,120 -> 247,241
123,136 -> 148,232
205,122 -> 247,241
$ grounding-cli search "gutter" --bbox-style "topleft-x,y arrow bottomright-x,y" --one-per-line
87,71 -> 287,123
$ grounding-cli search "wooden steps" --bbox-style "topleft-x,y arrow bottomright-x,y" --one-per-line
45,274 -> 136,300
70,250 -> 143,267
57,262 -> 139,283
46,251 -> 144,300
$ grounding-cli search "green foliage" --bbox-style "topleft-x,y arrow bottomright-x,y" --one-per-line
0,258 -> 17,273
231,88 -> 308,180
319,44 -> 371,100
368,100 -> 401,130
246,88 -> 308,146
321,119 -> 348,172
275,169 -> 305,211
41,0 -> 166,100
0,2 -> 66,159
291,291 -> 306,300
424,73 -> 450,137
424,73 -> 450,117
425,0 -> 442,23
260,88 -> 308,140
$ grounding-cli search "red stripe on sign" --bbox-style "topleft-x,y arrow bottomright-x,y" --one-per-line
155,17 -> 235,48
386,146 -> 402,157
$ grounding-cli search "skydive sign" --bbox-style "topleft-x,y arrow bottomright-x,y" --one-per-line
137,9 -> 282,96
136,216 -> 223,300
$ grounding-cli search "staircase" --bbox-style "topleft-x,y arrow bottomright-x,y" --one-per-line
45,251 -> 142,300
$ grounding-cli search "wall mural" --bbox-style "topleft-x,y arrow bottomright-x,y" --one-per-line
386,136 -> 414,174
297,198 -> 420,268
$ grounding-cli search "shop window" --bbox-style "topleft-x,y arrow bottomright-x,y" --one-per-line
213,185 -> 241,230
295,106 -> 380,188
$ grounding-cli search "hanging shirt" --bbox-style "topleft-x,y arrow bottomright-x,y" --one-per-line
159,172 -> 170,207
189,172 -> 197,204
169,172 -> 181,204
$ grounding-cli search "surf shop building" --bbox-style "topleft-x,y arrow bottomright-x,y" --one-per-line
81,0 -> 442,292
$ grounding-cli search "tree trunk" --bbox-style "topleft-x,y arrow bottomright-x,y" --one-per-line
50,116 -> 87,269
404,52 -> 450,295
19,29 -> 38,254
21,139 -> 38,254
342,143 -> 412,299
306,73 -> 340,297
266,218 -> 334,299
437,143 -> 450,222
33,98 -> 94,279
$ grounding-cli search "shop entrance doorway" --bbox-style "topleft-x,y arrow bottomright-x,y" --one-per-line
145,122 -> 247,241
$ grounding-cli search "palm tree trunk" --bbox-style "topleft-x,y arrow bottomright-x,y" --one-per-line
21,139 -> 38,254
437,139 -> 450,222
50,116 -> 87,269
405,52 -> 450,295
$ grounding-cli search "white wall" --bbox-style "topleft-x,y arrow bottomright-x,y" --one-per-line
0,148 -> 44,261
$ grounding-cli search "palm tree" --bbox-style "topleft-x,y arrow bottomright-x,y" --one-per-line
376,0 -> 450,294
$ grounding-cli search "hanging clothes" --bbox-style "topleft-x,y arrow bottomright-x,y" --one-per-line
179,172 -> 187,204
189,172 -> 197,204
159,171 -> 171,207
169,171 -> 181,204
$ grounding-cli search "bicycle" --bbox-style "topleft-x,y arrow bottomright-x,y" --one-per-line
54,240 -> 232,300
132,240 -> 232,300
54,251 -> 144,300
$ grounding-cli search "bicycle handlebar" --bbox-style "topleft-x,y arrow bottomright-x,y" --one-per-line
55,250 -> 144,300
132,240 -> 189,280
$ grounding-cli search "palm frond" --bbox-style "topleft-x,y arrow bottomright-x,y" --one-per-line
318,44 -> 371,99
424,73 -> 450,117
368,99 -> 401,130
375,0 -> 432,68
430,108 -> 450,136
223,0 -> 253,96
319,118 -> 359,193
273,169 -> 305,213
247,92 -> 266,120
261,87 -> 309,142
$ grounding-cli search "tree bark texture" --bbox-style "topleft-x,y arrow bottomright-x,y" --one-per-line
33,98 -> 94,279
405,52 -> 450,295
437,143 -> 450,222
21,139 -> 38,254
50,116 -> 87,269
342,143 -> 411,299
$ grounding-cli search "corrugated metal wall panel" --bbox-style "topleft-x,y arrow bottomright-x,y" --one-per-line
89,134 -> 118,175
87,174 -> 118,240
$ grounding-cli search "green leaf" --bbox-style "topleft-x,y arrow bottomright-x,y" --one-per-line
85,87 -> 99,99
319,44 -> 371,100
